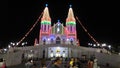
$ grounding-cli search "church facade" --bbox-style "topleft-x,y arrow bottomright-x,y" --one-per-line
33,4 -> 80,58
34,4 -> 79,45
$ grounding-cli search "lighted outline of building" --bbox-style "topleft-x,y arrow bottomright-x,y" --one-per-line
34,4 -> 80,46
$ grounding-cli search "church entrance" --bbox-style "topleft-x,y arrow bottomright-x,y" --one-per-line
56,37 -> 61,44
43,39 -> 46,45
48,47 -> 68,58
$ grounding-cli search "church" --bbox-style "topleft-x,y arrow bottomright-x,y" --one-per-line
30,4 -> 81,58
34,4 -> 79,46
4,4 -> 120,68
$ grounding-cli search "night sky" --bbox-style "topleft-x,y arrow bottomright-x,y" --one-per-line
0,0 -> 120,48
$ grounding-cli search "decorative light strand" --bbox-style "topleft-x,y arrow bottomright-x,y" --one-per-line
17,12 -> 43,46
76,16 -> 99,44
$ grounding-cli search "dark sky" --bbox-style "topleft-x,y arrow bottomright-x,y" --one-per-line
0,0 -> 120,48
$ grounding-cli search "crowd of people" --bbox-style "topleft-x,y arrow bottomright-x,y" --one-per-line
25,55 -> 100,68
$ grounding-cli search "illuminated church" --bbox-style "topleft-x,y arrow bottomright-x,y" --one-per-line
5,5 -> 119,68
34,4 -> 79,46
31,4 -> 81,58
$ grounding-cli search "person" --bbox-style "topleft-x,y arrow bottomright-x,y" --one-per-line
25,59 -> 33,68
1,58 -> 7,68
1,62 -> 7,68
41,59 -> 46,67
93,58 -> 99,68
87,59 -> 93,68
42,64 -> 47,68
69,57 -> 74,68
90,55 -> 95,62
73,58 -> 81,68
51,57 -> 62,68
80,55 -> 88,68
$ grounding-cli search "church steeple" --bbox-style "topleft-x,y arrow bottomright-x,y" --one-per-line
39,4 -> 51,44
66,5 -> 77,41
66,5 -> 76,24
66,5 -> 76,32
40,4 -> 51,32
41,4 -> 51,22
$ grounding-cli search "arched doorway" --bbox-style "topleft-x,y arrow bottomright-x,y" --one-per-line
51,38 -> 54,44
70,38 -> 74,45
70,40 -> 73,45
56,37 -> 61,44
43,39 -> 46,45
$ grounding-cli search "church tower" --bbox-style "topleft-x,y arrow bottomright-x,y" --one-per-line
39,4 -> 51,45
66,5 -> 77,45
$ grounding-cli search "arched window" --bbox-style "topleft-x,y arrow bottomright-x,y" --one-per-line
56,37 -> 61,44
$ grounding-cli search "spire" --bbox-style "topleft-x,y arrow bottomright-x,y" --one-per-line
41,4 -> 51,21
66,5 -> 75,23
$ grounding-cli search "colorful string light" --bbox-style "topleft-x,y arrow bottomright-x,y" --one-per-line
76,16 -> 99,44
17,12 -> 43,46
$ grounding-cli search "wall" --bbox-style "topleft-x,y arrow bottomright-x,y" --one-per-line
1,45 -> 120,68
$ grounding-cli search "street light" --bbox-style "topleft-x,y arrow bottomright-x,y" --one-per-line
8,45 -> 11,48
102,43 -> 106,47
21,42 -> 26,46
16,43 -> 19,46
10,42 -> 13,45
93,44 -> 96,47
108,45 -> 111,49
13,43 -> 15,46
97,44 -> 100,46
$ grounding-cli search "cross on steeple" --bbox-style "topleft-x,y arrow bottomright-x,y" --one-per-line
69,4 -> 72,8
45,4 -> 48,7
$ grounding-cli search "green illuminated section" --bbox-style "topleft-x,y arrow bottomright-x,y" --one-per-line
41,21 -> 51,24
66,21 -> 76,25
